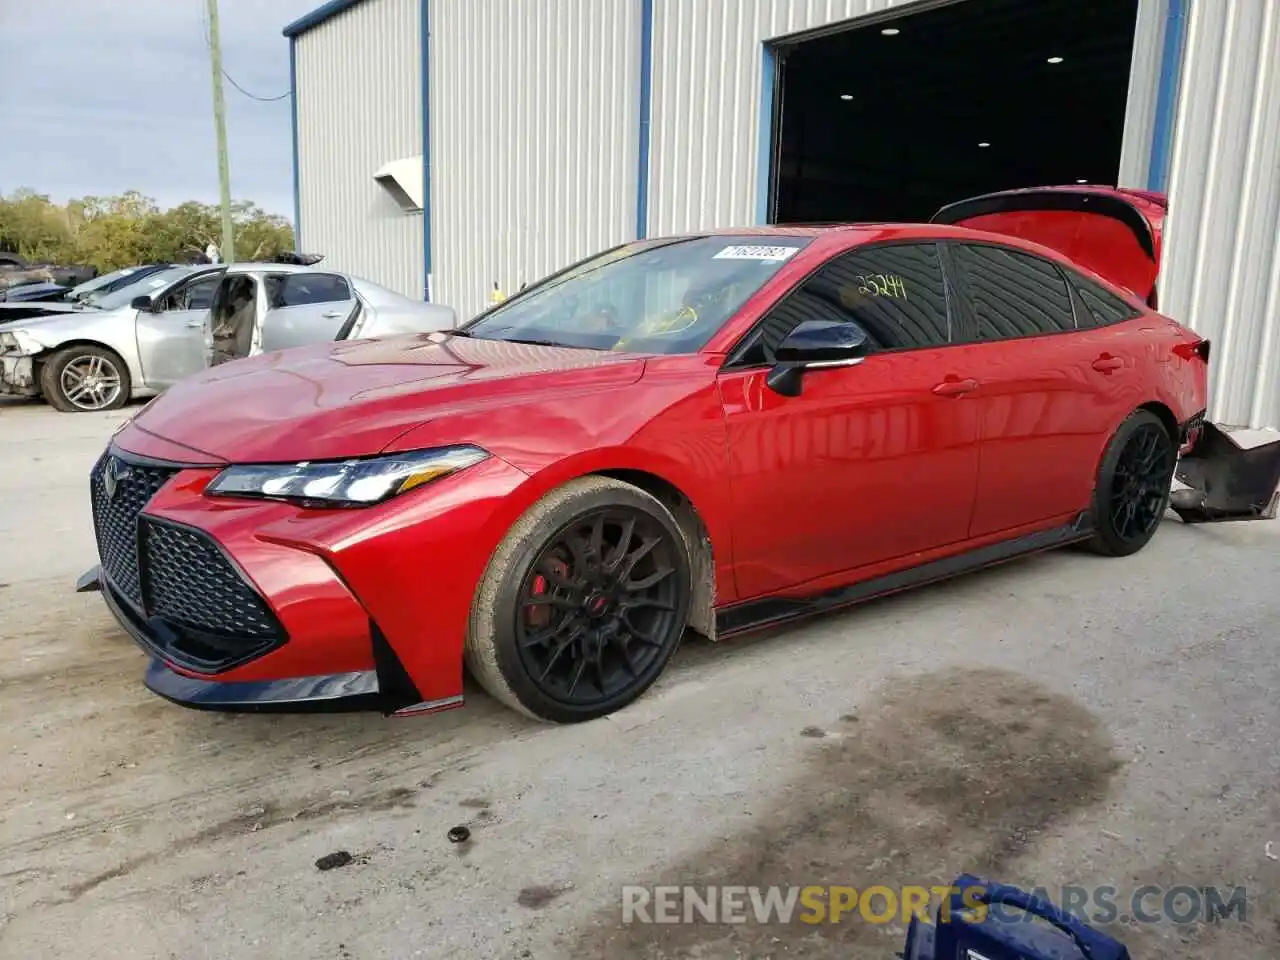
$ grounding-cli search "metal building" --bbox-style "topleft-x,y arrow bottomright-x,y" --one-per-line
284,0 -> 1280,429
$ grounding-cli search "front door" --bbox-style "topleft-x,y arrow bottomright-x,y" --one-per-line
259,272 -> 359,352
134,271 -> 223,388
718,241 -> 982,599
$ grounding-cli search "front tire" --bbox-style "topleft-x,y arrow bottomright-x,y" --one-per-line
465,477 -> 692,723
1085,409 -> 1177,557
39,345 -> 131,412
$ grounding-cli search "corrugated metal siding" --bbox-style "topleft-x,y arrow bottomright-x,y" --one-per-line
1117,0 -> 1169,187
430,0 -> 641,323
1160,0 -> 1280,429
294,0 -> 424,298
646,0 -> 1166,235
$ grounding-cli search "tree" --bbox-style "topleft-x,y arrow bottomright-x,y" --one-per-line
0,189 -> 295,271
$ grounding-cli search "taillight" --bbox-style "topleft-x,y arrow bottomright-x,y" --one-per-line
1173,338 -> 1210,363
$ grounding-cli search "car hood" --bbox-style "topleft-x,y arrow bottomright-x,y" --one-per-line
129,332 -> 647,463
0,304 -> 115,335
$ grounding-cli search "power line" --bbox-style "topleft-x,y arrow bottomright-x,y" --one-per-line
222,71 -> 292,101
199,2 -> 292,103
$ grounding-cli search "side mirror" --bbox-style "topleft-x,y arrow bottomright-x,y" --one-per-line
130,295 -> 154,312
767,319 -> 871,397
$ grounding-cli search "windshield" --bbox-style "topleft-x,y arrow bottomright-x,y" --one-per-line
90,266 -> 193,310
69,266 -> 138,299
461,236 -> 811,354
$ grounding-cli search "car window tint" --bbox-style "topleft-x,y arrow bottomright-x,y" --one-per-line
1071,274 -> 1143,328
750,243 -> 950,362
180,276 -> 219,311
952,244 -> 1076,339
266,273 -> 351,309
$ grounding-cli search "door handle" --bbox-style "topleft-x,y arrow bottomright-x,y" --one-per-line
185,320 -> 204,328
933,377 -> 979,397
322,310 -> 344,319
1092,354 -> 1124,372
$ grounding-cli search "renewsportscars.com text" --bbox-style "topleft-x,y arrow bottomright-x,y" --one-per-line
621,884 -> 1247,926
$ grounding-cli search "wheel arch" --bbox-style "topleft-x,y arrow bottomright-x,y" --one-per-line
1136,399 -> 1178,442
34,338 -> 136,399
590,467 -> 718,641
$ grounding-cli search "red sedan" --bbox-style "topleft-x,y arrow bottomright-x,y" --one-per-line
80,216 -> 1212,723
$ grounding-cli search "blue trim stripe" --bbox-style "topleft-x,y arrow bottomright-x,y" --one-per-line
282,0 -> 369,38
289,38 -> 302,249
755,44 -> 776,225
421,0 -> 432,300
1147,0 -> 1188,192
635,0 -> 654,238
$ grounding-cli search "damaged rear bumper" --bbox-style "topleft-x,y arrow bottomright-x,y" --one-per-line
1170,420 -> 1280,523
0,354 -> 38,398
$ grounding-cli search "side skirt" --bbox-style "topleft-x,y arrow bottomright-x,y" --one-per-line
716,513 -> 1093,638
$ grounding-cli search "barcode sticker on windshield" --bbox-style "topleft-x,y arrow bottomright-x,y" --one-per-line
713,245 -> 800,262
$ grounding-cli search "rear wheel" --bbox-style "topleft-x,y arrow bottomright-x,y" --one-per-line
39,345 -> 131,412
465,477 -> 692,723
1085,409 -> 1177,557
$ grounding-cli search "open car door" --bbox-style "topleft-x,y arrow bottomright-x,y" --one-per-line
931,186 -> 1166,307
258,272 -> 359,353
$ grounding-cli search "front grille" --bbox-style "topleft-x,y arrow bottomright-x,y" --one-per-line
90,449 -> 286,672
90,453 -> 179,607
139,520 -> 280,642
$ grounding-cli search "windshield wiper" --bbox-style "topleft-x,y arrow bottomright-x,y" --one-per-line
499,337 -> 569,348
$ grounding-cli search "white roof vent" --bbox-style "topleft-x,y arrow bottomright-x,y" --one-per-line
373,156 -> 424,212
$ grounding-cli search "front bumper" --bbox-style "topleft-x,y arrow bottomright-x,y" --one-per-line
82,431 -> 533,713
0,354 -> 38,398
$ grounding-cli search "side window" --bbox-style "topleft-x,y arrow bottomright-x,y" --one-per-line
740,242 -> 951,363
160,275 -> 219,312
951,244 -> 1076,340
1070,273 -> 1144,329
265,273 -> 351,309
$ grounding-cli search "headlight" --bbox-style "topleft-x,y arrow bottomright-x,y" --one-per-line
205,445 -> 489,507
0,329 -> 43,355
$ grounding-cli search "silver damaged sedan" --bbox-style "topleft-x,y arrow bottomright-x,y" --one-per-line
0,261 -> 456,413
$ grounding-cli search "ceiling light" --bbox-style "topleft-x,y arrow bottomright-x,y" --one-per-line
1047,56 -> 1064,64
881,27 -> 901,36
978,142 -> 991,148
1076,178 -> 1089,183
840,94 -> 854,101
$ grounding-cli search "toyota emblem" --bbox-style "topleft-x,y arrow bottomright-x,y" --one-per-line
103,457 -> 129,500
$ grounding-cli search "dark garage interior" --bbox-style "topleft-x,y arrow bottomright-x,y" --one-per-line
769,0 -> 1141,224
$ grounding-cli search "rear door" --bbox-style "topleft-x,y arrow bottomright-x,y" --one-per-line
944,241 -> 1136,537
718,241 -> 982,598
259,272 -> 358,352
134,271 -> 222,387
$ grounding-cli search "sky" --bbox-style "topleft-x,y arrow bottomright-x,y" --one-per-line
0,0 -> 319,220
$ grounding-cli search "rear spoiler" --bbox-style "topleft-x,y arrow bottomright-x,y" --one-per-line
931,188 -> 1158,262
262,252 -> 325,266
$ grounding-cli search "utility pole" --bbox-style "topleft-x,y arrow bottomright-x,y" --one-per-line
206,0 -> 236,263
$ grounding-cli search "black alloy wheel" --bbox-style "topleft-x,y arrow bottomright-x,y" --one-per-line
1109,422 -> 1176,542
515,507 -> 683,706
1087,409 -> 1177,556
466,476 -> 693,723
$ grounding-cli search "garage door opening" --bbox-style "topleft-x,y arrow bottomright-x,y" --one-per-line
768,0 -> 1141,224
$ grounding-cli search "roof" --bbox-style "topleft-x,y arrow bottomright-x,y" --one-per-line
282,0 -> 368,39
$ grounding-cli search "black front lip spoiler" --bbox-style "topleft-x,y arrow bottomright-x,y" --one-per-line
1170,420 -> 1280,523
77,563 -> 464,717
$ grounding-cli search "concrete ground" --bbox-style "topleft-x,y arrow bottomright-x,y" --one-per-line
1,397 -> 1278,959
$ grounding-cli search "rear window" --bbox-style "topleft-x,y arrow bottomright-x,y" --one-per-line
1071,273 -> 1144,328
951,243 -> 1077,339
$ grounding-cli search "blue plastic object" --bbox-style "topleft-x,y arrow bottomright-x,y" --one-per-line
903,874 -> 1131,960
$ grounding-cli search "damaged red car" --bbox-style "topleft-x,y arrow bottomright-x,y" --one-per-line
81,192 -> 1257,724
